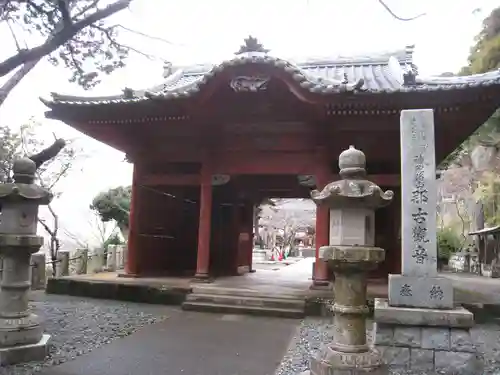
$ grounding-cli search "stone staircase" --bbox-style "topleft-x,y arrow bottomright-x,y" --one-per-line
182,286 -> 306,318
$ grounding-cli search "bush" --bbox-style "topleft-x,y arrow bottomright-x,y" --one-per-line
437,227 -> 461,260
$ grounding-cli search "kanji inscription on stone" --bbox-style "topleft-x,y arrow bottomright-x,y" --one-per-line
429,285 -> 444,300
399,283 -> 412,297
400,109 -> 438,277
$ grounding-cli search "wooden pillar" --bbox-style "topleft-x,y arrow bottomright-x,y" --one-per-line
195,161 -> 213,279
246,202 -> 255,272
232,202 -> 241,275
312,148 -> 330,287
125,165 -> 140,275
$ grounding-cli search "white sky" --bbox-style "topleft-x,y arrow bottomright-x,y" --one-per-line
0,0 -> 497,248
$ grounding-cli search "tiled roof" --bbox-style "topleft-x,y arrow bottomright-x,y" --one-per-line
40,45 -> 500,108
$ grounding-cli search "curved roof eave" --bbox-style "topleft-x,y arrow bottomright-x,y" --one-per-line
39,48 -> 500,109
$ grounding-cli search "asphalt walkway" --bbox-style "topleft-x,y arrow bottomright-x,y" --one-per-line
40,308 -> 298,375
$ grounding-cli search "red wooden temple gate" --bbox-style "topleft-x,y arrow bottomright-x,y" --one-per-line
41,38 -> 500,285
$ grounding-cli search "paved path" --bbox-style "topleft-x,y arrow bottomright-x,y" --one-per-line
442,272 -> 500,304
40,309 -> 298,375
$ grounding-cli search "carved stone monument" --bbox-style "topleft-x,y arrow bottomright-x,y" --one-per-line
305,145 -> 394,375
0,158 -> 55,364
373,109 -> 482,373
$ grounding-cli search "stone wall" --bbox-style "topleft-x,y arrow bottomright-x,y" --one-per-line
374,323 -> 480,372
373,300 -> 482,374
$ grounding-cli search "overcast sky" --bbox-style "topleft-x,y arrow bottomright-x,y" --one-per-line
0,0 -> 497,248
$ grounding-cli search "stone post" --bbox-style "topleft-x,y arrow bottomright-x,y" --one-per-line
90,247 -> 105,273
304,146 -> 394,375
373,109 -> 482,374
0,157 -> 53,364
30,253 -> 46,290
106,245 -> 117,271
55,250 -> 70,277
115,245 -> 124,269
75,248 -> 88,275
121,244 -> 128,269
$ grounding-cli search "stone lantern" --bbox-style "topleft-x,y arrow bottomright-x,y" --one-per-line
0,157 -> 53,365
307,145 -> 394,375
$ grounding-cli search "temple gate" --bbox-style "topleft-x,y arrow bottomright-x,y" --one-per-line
41,38 -> 500,285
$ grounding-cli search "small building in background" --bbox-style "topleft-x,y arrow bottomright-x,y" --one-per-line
468,226 -> 500,277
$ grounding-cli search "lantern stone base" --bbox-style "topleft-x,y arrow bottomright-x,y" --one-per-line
303,347 -> 387,375
373,299 -> 482,374
0,313 -> 46,347
0,334 -> 50,365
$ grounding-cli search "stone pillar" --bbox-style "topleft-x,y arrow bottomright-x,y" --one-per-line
0,157 -> 53,364
30,253 -> 46,290
106,245 -> 117,271
75,248 -> 88,275
125,166 -> 139,275
194,162 -> 212,280
55,250 -> 70,277
373,109 -> 482,374
116,244 -> 126,269
90,247 -> 105,273
305,145 -> 394,375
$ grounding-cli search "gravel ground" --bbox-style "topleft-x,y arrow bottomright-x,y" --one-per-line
275,317 -> 500,375
0,292 -> 170,375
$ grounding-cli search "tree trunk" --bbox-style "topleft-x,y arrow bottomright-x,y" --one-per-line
119,225 -> 129,243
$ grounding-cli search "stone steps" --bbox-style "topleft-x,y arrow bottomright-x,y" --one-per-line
190,286 -> 302,300
182,300 -> 305,319
186,293 -> 305,310
182,289 -> 306,318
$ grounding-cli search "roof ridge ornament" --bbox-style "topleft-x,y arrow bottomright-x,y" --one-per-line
403,69 -> 418,86
163,61 -> 173,77
122,87 -> 134,98
235,36 -> 269,55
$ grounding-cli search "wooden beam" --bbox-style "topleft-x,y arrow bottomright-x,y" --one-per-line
140,173 -> 400,187
142,174 -> 200,186
221,133 -> 314,152
213,152 -> 316,175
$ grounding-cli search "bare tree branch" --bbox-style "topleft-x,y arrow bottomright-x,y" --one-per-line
6,18 -> 21,51
91,24 -> 158,60
57,0 -> 72,27
0,0 -> 132,77
73,0 -> 99,19
0,59 -> 39,107
114,24 -> 176,45
378,0 -> 426,21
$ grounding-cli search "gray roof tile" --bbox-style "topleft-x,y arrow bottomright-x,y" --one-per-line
40,46 -> 500,108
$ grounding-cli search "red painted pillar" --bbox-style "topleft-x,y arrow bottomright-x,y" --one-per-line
244,202 -> 255,273
232,202 -> 241,275
195,163 -> 213,279
312,150 -> 330,287
125,165 -> 140,276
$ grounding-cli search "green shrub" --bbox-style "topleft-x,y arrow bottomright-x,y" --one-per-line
437,227 -> 461,259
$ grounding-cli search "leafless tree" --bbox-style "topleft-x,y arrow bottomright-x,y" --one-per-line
19,120 -> 85,276
260,199 -> 315,253
378,0 -> 426,21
